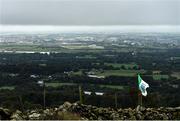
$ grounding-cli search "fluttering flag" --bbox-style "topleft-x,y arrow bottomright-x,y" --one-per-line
138,74 -> 149,96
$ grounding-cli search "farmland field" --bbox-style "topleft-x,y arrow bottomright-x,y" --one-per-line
46,82 -> 77,87
0,86 -> 15,90
94,70 -> 146,77
46,82 -> 125,90
105,63 -> 139,69
98,85 -> 124,90
152,74 -> 169,80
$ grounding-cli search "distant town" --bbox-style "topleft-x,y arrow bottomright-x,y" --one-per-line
0,33 -> 179,53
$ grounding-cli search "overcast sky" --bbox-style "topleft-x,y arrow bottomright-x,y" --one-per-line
0,0 -> 179,26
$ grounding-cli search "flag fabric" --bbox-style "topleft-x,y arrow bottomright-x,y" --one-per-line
138,74 -> 149,96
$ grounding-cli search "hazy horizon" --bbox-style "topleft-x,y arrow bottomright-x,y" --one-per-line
0,25 -> 180,33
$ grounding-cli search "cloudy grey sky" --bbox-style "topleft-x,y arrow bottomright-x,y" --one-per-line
0,0 -> 179,26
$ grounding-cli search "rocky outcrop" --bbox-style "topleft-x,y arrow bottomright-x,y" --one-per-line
0,102 -> 180,120
66,102 -> 180,120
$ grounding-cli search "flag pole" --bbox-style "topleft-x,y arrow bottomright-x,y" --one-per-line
114,92 -> 118,108
137,74 -> 142,107
43,81 -> 46,109
79,85 -> 83,104
18,95 -> 24,112
138,91 -> 142,106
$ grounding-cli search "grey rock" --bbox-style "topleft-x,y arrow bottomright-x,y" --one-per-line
10,110 -> 27,120
136,105 -> 146,112
28,111 -> 41,120
58,101 -> 72,111
110,112 -> 120,120
0,107 -> 11,120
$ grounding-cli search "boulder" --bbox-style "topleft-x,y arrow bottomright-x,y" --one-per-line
28,110 -> 41,120
0,107 -> 11,120
10,110 -> 27,120
58,101 -> 72,111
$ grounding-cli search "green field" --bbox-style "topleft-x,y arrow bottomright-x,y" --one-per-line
62,45 -> 90,49
0,86 -> 15,90
105,63 -> 138,69
72,71 -> 83,76
45,82 -> 77,87
94,69 -> 146,77
46,82 -> 125,90
75,55 -> 97,59
62,45 -> 104,49
72,68 -> 146,77
98,85 -> 124,90
0,45 -> 66,52
152,74 -> 169,80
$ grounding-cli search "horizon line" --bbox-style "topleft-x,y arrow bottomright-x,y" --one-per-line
1,25 -> 180,33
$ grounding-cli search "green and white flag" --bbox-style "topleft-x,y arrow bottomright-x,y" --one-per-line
138,74 -> 149,96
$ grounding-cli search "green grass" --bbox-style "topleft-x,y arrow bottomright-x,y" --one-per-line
0,86 -> 15,90
0,45 -> 66,52
45,82 -> 77,87
152,70 -> 161,74
94,69 -> 146,77
72,71 -> 83,75
62,45 -> 104,50
62,45 -> 90,49
46,82 -> 125,90
75,55 -> 97,59
98,85 -> 124,90
105,63 -> 138,69
152,74 -> 169,80
69,70 -> 85,76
